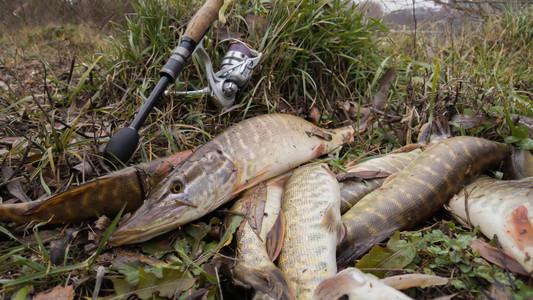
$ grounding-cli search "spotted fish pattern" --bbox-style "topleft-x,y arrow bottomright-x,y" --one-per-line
110,114 -> 355,246
337,136 -> 511,267
339,147 -> 423,213
449,175 -> 533,274
229,175 -> 294,300
277,163 -> 343,299
0,151 -> 193,224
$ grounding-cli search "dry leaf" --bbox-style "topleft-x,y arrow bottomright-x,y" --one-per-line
33,285 -> 74,300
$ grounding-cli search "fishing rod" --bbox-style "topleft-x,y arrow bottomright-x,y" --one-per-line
104,0 -> 262,165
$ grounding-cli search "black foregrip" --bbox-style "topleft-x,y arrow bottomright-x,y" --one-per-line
160,38 -> 196,80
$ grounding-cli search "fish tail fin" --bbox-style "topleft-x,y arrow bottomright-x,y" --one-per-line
330,125 -> 356,147
235,263 -> 295,300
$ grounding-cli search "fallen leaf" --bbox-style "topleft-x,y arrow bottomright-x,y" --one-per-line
33,285 -> 74,300
372,67 -> 396,111
471,238 -> 528,275
381,273 -> 449,290
111,266 -> 196,299
356,231 -> 414,278
1,161 -> 31,203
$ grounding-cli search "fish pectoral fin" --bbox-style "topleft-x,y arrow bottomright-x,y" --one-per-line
267,173 -> 291,189
507,205 -> 533,250
231,165 -> 272,197
266,210 -> 285,262
321,204 -> 343,237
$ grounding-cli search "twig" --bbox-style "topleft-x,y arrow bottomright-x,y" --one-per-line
493,234 -> 517,291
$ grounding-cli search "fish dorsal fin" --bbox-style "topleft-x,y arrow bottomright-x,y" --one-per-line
266,210 -> 285,262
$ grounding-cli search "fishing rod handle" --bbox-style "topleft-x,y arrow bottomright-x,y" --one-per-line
184,0 -> 224,43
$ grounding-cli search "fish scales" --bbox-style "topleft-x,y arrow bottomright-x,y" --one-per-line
337,136 -> 511,267
0,151 -> 193,224
229,176 -> 294,300
278,163 -> 343,299
449,175 -> 533,273
109,114 -> 354,246
339,148 -> 422,213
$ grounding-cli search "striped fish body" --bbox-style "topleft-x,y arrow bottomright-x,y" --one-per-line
339,147 -> 423,213
0,151 -> 192,224
449,175 -> 533,273
278,163 -> 343,299
337,136 -> 511,266
229,175 -> 294,300
109,114 -> 354,246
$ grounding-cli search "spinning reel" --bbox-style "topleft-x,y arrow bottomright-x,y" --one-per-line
165,38 -> 263,108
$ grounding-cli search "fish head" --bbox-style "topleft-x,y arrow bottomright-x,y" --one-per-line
108,147 -> 239,246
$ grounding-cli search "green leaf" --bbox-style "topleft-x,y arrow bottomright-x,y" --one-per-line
115,261 -> 145,286
515,124 -> 530,139
451,279 -> 467,290
11,285 -> 31,300
356,231 -> 414,278
425,229 -> 447,244
505,135 -> 522,144
519,138 -> 533,150
139,237 -> 174,259
111,267 -> 195,300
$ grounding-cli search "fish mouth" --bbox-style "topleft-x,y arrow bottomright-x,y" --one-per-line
108,204 -> 188,246
108,218 -> 178,246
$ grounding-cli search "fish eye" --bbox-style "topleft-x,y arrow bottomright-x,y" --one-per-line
171,181 -> 183,194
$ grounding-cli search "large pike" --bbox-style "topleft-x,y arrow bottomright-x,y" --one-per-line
337,136 -> 511,266
339,146 -> 423,213
277,163 -> 344,299
449,175 -> 533,274
0,151 -> 192,224
228,174 -> 294,300
109,114 -> 355,246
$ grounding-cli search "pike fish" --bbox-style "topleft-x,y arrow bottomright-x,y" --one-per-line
277,163 -> 344,299
338,116 -> 451,213
337,136 -> 511,267
339,146 -> 423,214
228,174 -> 294,300
109,114 -> 355,246
449,175 -> 533,274
0,151 -> 192,224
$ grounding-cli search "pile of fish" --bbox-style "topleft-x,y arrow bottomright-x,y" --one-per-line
1,113 -> 532,299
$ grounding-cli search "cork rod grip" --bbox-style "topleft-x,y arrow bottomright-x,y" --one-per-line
184,0 -> 224,43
